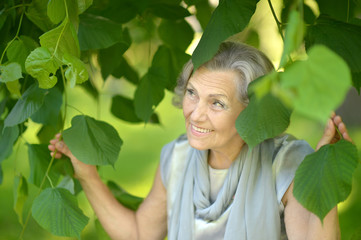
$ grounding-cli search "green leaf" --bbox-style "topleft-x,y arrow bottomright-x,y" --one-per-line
5,80 -> 21,97
107,181 -> 143,210
279,10 -> 304,68
236,93 -> 291,148
0,63 -> 23,83
25,0 -> 55,32
13,174 -> 28,225
28,144 -> 61,188
40,18 -> 80,59
6,36 -> 38,72
31,87 -> 62,126
98,41 -> 130,80
280,45 -> 351,123
351,225 -> 361,240
62,53 -> 89,88
57,175 -> 76,194
315,0 -> 358,22
148,3 -> 190,20
134,74 -> 165,122
4,84 -> 47,128
294,140 -> 359,221
192,0 -> 259,70
62,115 -> 123,166
96,0 -> 138,24
158,19 -> 194,51
111,95 -> 142,123
112,57 -> 139,85
77,0 -> 93,14
47,0 -> 66,24
78,13 -> 124,51
195,0 -> 214,30
32,187 -> 89,238
25,47 -> 59,89
0,121 -> 19,163
305,16 -> 361,93
0,165 -> 3,185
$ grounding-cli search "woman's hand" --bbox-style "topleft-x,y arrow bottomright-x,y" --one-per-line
316,113 -> 353,151
48,133 -> 97,180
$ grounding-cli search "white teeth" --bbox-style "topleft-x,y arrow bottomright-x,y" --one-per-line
192,125 -> 212,133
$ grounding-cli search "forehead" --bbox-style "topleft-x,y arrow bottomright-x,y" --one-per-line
188,67 -> 239,98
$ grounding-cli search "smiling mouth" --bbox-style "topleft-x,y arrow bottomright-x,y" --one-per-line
191,124 -> 213,133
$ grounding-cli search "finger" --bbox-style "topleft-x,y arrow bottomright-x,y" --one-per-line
50,151 -> 63,159
55,133 -> 62,139
49,139 -> 59,145
48,144 -> 56,151
333,115 -> 342,126
55,141 -> 74,158
316,119 -> 336,150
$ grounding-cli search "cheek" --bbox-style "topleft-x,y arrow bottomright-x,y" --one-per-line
182,98 -> 191,119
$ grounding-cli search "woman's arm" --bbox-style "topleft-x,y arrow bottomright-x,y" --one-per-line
282,114 -> 352,240
49,134 -> 167,240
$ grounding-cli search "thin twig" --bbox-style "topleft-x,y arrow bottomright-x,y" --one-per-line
267,0 -> 284,42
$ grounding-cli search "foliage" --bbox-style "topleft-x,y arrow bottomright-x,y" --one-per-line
0,0 -> 360,238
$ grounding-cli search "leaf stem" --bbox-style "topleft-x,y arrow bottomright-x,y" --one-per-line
267,0 -> 284,42
66,104 -> 85,115
0,10 -> 24,64
5,3 -> 31,12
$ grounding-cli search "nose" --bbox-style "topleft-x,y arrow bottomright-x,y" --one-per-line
190,101 -> 208,122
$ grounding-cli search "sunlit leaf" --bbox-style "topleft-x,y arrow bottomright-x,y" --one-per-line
0,165 -> 3,185
192,0 -> 259,70
0,63 -> 23,83
236,92 -> 291,148
13,174 -> 28,225
107,181 -> 143,210
77,0 -> 93,14
31,87 -> 62,126
6,36 -> 38,72
28,144 -> 61,188
32,187 -> 89,238
5,80 -> 21,97
25,47 -> 59,89
158,19 -> 194,51
62,115 -> 122,166
62,53 -> 89,88
0,121 -> 19,163
47,0 -> 66,24
281,45 -> 351,123
4,84 -> 47,128
279,10 -> 304,68
25,0 -> 55,32
306,16 -> 361,93
40,18 -> 80,58
78,13 -> 124,50
294,140 -> 359,221
195,0 -> 213,30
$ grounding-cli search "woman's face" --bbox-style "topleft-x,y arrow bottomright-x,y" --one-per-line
182,67 -> 245,154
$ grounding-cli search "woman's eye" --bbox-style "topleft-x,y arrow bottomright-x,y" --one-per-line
186,88 -> 195,96
213,101 -> 225,109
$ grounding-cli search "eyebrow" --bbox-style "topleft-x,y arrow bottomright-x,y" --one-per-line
187,82 -> 230,100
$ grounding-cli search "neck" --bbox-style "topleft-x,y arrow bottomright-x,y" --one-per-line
208,142 -> 245,169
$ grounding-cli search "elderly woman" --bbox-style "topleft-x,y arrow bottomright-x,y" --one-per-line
49,42 -> 352,240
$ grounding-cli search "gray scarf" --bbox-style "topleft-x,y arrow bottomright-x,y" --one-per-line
168,139 -> 281,240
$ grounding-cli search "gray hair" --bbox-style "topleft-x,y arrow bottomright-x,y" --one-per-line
172,41 -> 274,107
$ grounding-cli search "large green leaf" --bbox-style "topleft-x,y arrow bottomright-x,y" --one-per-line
31,87 -> 62,126
305,16 -> 361,93
111,95 -> 142,123
158,19 -> 194,51
25,0 -> 55,32
78,13 -> 124,51
25,47 -> 59,89
107,181 -> 143,210
280,45 -> 351,123
294,140 -> 359,221
95,0 -> 139,24
77,0 -> 93,14
6,36 -> 38,72
13,174 -> 28,225
32,187 -> 89,238
195,0 -> 214,30
28,144 -> 61,188
5,80 -> 21,97
47,0 -> 66,24
62,115 -> 122,166
40,18 -> 80,59
279,10 -> 304,68
0,121 -> 19,163
62,53 -> 89,87
0,165 -> 3,185
315,0 -> 358,22
192,0 -> 259,70
4,84 -> 47,128
236,92 -> 291,148
0,63 -> 22,83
